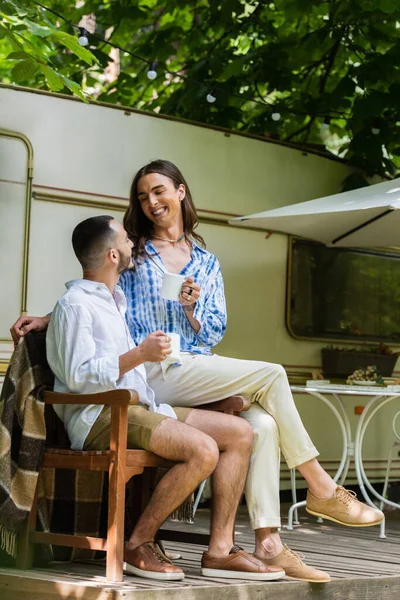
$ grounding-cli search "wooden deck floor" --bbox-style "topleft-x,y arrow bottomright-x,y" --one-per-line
1,506 -> 399,600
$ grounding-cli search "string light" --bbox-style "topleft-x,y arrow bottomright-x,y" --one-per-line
206,91 -> 217,104
33,2 -> 356,133
371,120 -> 380,135
271,107 -> 281,121
77,27 -> 89,47
147,62 -> 157,80
321,118 -> 330,132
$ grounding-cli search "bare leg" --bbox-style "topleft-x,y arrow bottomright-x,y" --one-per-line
254,528 -> 283,558
297,458 -> 337,499
127,418 -> 219,550
185,410 -> 254,556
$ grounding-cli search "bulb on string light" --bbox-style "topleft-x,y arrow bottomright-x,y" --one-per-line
321,118 -> 330,132
77,27 -> 89,47
271,108 -> 281,121
206,91 -> 216,104
147,62 -> 157,80
370,118 -> 381,135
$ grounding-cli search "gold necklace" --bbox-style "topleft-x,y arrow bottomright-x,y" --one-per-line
152,233 -> 185,243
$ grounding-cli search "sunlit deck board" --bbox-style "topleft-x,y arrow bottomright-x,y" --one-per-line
0,506 -> 399,600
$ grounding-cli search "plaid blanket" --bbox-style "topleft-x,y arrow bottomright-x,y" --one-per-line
0,331 -> 52,560
0,332 -> 106,565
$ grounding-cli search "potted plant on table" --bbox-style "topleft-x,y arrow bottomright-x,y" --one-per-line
321,343 -> 398,379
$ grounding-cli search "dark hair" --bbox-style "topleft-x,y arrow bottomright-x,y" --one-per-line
124,159 -> 205,259
72,215 -> 116,269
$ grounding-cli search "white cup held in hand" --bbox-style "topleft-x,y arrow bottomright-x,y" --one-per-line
165,333 -> 181,364
161,272 -> 185,301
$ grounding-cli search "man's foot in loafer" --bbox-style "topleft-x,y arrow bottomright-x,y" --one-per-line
201,545 -> 285,580
123,541 -> 185,580
306,486 -> 384,527
259,544 -> 331,583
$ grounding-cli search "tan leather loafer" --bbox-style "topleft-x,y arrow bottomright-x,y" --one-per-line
201,545 -> 285,580
259,545 -> 331,583
306,486 -> 384,527
123,541 -> 185,580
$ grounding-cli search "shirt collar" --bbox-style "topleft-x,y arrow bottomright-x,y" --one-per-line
65,279 -> 126,307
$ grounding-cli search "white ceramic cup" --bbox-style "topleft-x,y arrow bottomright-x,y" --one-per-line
165,333 -> 181,364
160,272 -> 185,301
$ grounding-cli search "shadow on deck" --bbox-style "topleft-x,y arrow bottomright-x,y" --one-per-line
0,505 -> 399,600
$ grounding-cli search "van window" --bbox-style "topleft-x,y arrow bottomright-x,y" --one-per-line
287,237 -> 400,343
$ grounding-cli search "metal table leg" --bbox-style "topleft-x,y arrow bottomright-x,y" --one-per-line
380,411 -> 400,510
332,394 -> 353,486
290,468 -> 300,525
354,394 -> 400,538
287,390 -> 349,530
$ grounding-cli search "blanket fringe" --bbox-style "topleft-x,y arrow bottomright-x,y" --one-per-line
0,524 -> 17,559
169,495 -> 194,524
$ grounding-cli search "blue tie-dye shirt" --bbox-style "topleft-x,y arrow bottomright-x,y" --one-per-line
119,240 -> 226,355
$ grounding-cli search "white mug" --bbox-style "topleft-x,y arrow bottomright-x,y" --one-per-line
165,333 -> 181,364
161,272 -> 185,301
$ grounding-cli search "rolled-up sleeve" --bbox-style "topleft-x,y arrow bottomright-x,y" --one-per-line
50,303 -> 120,393
192,261 -> 227,348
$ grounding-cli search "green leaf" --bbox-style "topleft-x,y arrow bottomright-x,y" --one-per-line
2,26 -> 24,51
11,58 -> 38,81
0,0 -> 28,17
6,50 -> 30,60
24,20 -> 53,38
59,74 -> 89,102
0,2 -> 16,16
221,56 -> 248,79
54,31 -> 97,65
379,0 -> 399,13
39,64 -> 65,91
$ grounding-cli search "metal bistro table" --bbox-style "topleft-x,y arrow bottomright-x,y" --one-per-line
288,384 -> 400,538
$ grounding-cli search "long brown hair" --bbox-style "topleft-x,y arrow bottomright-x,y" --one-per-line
124,159 -> 206,259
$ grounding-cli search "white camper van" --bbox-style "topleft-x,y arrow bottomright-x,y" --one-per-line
1,84 -> 399,490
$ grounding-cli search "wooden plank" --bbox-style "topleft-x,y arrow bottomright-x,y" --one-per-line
125,451 -> 172,468
41,453 -> 110,470
1,568 -> 400,600
30,532 -> 107,550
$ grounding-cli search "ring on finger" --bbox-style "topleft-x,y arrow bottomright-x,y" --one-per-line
187,287 -> 193,297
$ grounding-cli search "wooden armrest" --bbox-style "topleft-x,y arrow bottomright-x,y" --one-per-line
43,389 -> 139,406
197,395 -> 250,413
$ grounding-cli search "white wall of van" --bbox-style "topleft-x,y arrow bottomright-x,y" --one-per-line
1,85 -> 398,488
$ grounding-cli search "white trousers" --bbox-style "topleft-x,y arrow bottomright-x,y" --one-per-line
145,354 -> 319,529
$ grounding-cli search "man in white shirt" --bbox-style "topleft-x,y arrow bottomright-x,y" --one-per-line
46,215 -> 284,583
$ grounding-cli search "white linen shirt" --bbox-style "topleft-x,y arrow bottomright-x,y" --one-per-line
46,279 -> 176,450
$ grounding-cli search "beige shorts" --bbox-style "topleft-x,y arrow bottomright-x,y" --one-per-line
84,405 -> 192,451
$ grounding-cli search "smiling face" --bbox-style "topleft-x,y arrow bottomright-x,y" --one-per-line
136,172 -> 185,231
